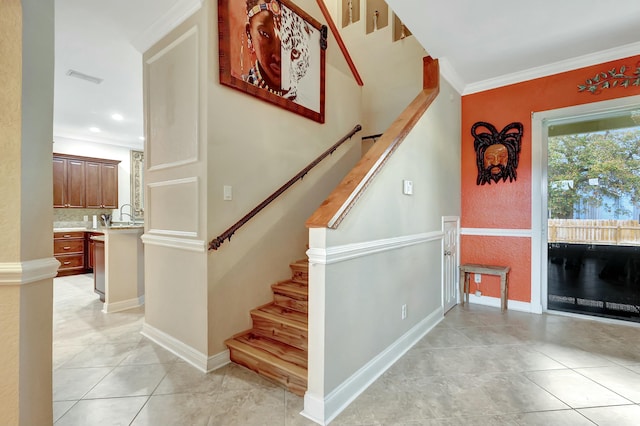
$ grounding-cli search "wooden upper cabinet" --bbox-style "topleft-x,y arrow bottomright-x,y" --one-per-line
53,154 -> 119,209
52,157 -> 65,208
100,162 -> 118,209
85,162 -> 101,208
85,160 -> 119,209
53,156 -> 86,208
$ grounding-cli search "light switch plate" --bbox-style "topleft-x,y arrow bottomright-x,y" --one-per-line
403,180 -> 413,195
223,185 -> 232,201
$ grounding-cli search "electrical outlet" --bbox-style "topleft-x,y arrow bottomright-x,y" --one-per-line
401,304 -> 407,320
474,273 -> 481,283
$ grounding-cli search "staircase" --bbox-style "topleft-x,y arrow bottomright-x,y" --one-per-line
225,259 -> 309,396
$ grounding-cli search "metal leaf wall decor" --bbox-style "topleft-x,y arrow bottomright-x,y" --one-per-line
578,65 -> 640,94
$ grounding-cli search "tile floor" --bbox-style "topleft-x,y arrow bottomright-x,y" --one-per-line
53,274 -> 640,425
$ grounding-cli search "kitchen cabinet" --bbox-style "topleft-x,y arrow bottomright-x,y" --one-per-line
92,236 -> 105,302
87,231 -> 103,270
52,153 -> 119,209
53,231 -> 86,276
53,156 -> 85,208
86,160 -> 119,209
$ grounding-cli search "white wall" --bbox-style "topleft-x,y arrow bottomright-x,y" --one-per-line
140,0 -> 365,369
52,136 -> 134,217
337,0 -> 427,137
304,77 -> 461,424
141,5 -> 209,364
205,0 -> 365,358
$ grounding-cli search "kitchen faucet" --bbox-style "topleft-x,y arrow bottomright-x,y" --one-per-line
119,203 -> 135,224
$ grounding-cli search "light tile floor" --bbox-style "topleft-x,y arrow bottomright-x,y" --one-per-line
54,274 -> 640,425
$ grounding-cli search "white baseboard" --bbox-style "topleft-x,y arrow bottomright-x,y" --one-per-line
102,295 -> 145,313
141,322 -> 208,372
207,349 -> 231,372
467,294 -> 534,313
300,307 -> 444,425
141,322 -> 230,373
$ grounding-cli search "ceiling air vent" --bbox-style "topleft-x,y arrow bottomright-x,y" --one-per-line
66,69 -> 103,84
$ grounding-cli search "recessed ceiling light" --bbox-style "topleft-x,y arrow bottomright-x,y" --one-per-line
89,127 -> 101,133
112,113 -> 124,121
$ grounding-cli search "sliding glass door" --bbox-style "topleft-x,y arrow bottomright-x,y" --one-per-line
546,109 -> 640,322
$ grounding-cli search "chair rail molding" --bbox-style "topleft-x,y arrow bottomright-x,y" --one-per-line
307,231 -> 443,265
0,258 -> 61,286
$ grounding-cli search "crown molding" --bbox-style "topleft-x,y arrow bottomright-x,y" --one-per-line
463,41 -> 640,95
437,57 -> 465,95
132,0 -> 204,53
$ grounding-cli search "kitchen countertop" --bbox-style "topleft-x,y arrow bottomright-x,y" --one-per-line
54,224 -> 144,232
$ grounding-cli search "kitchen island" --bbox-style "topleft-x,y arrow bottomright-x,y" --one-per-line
54,224 -> 144,313
98,224 -> 144,313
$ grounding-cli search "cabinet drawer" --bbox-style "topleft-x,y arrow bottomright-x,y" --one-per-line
54,231 -> 85,239
55,253 -> 85,270
54,239 -> 85,254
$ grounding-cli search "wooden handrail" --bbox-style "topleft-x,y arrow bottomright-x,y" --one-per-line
306,57 -> 439,229
209,124 -> 363,250
316,0 -> 363,86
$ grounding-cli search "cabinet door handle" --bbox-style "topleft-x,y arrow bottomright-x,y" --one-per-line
63,234 -> 71,238
63,261 -> 71,265
63,246 -> 71,250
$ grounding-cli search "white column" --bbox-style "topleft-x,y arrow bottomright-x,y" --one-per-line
0,1 -> 56,424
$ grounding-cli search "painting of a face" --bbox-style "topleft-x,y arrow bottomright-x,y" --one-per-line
247,4 -> 281,89
218,0 -> 325,122
483,144 -> 508,176
472,121 -> 523,185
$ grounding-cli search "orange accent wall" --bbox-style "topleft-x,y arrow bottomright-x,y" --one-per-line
461,54 -> 640,303
461,235 -> 531,301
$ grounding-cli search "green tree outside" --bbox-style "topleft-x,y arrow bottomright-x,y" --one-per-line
548,128 -> 640,219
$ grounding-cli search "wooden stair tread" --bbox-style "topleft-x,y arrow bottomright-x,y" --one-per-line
272,280 -> 308,314
226,334 -> 307,396
289,260 -> 308,284
230,331 -> 307,369
226,256 -> 309,396
272,280 -> 308,297
253,303 -> 307,327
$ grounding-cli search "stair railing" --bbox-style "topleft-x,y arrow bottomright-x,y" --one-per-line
306,56 -> 439,229
208,124 -> 363,250
315,0 -> 363,86
362,133 -> 383,142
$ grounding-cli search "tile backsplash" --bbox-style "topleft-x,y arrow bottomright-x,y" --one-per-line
54,208 -> 113,228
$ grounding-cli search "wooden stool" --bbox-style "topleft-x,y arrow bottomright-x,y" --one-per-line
459,263 -> 510,312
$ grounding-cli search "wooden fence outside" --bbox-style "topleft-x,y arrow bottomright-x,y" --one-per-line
548,219 -> 640,246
